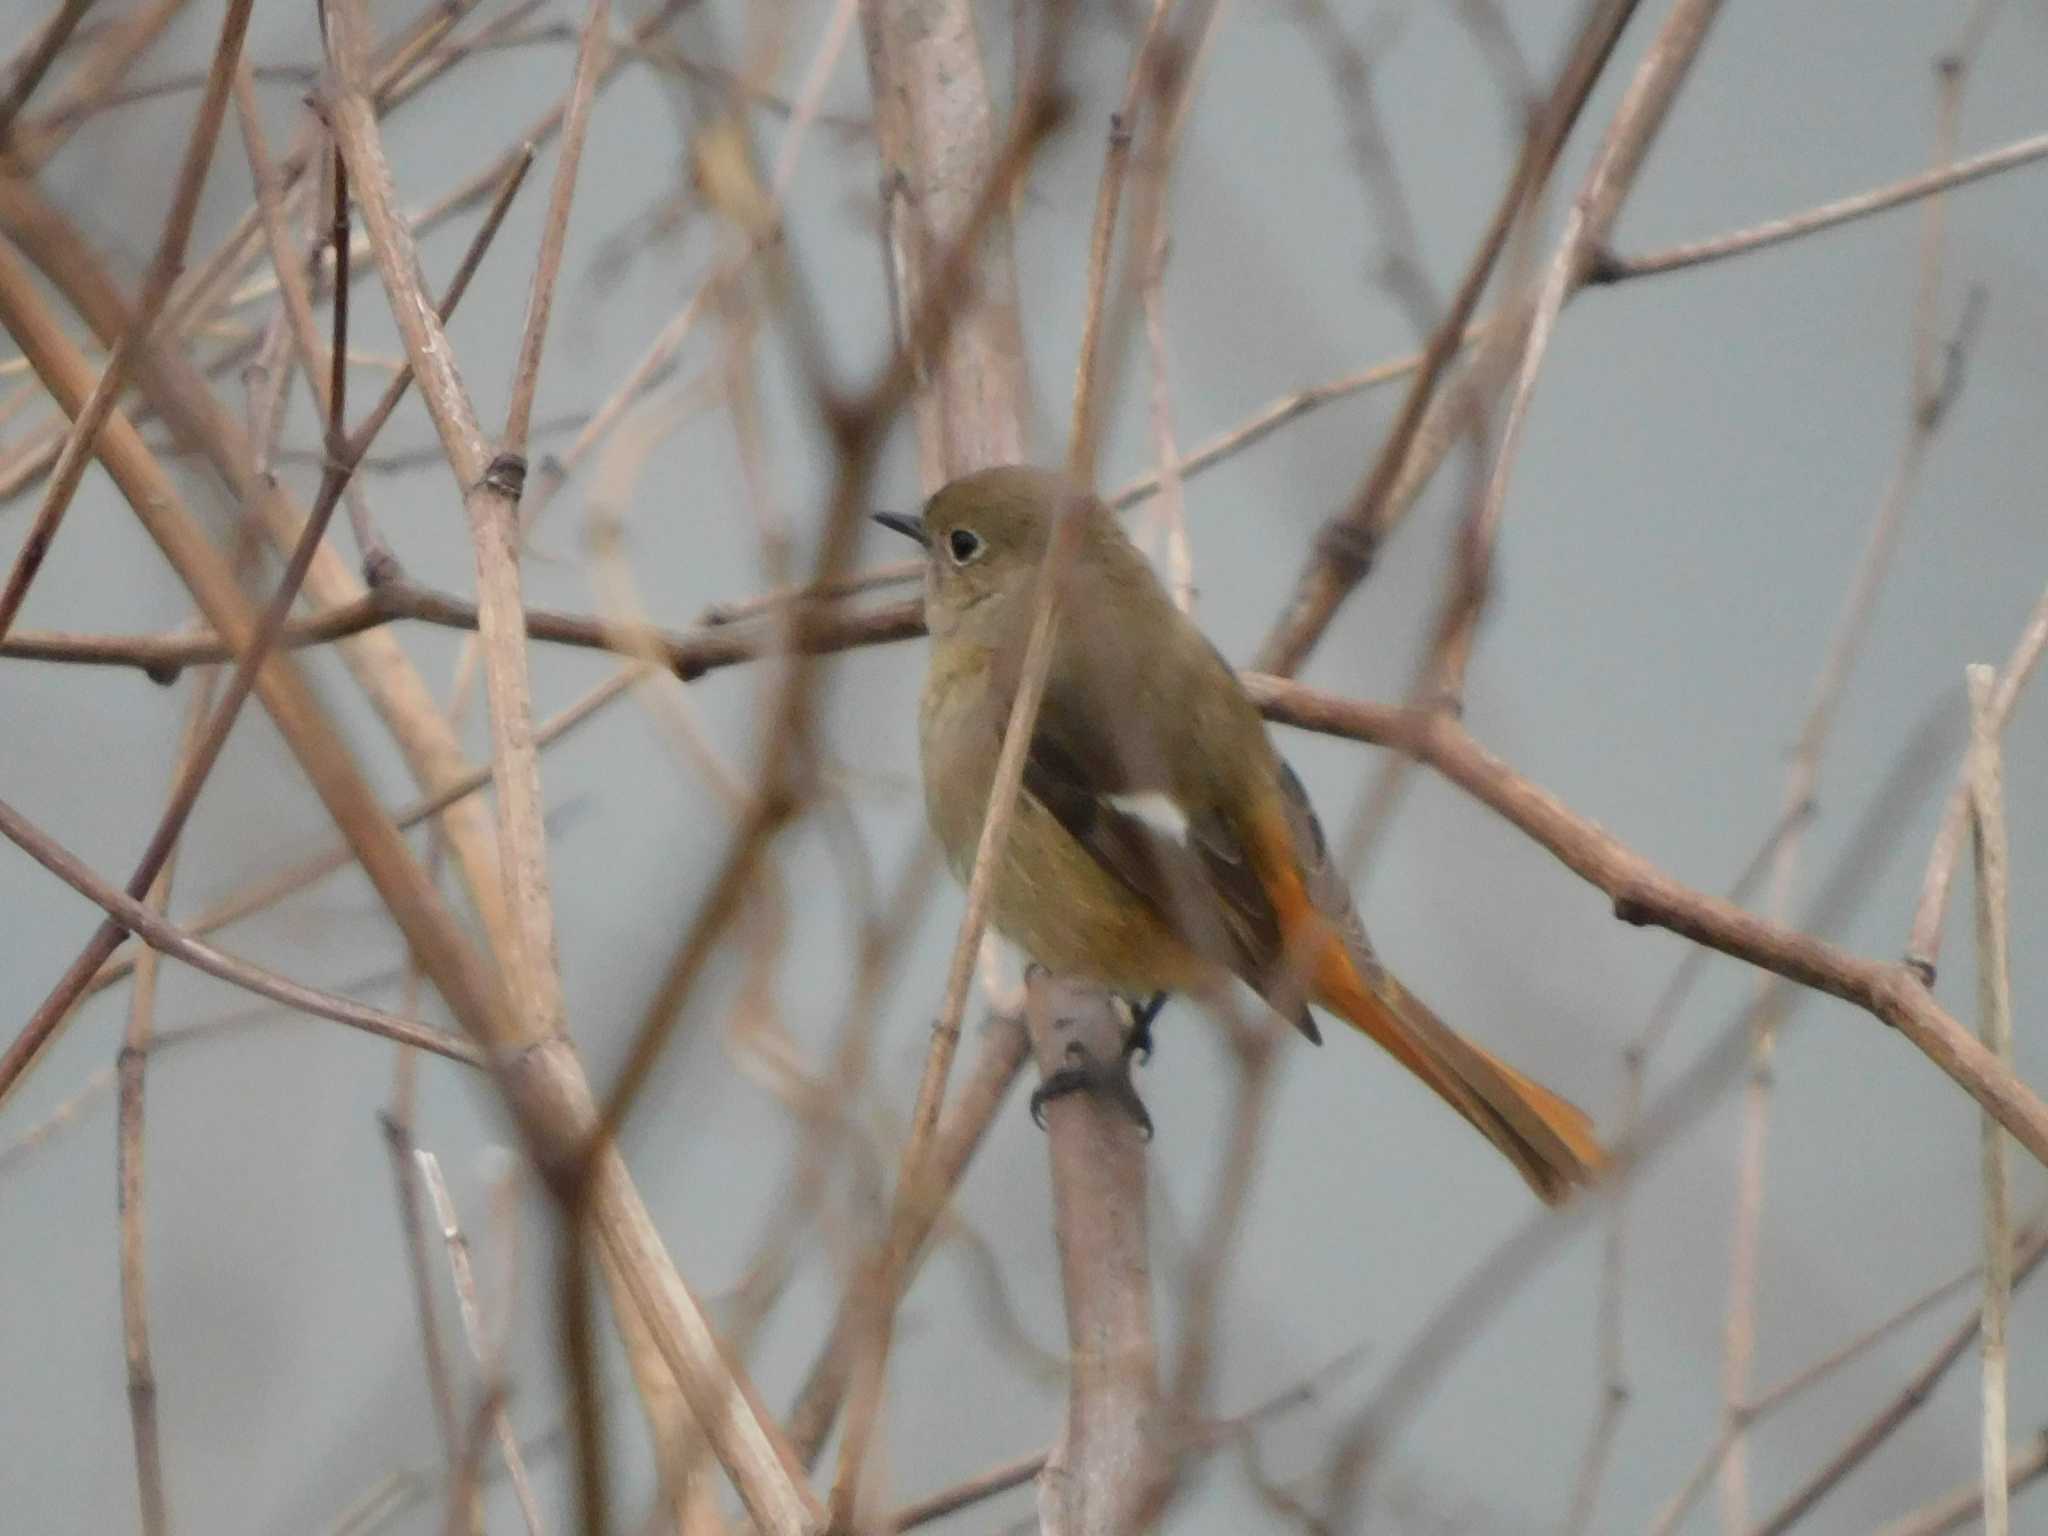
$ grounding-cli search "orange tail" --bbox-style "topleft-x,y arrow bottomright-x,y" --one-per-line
1311,943 -> 1606,1205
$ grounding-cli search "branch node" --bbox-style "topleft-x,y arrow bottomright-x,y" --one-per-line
1611,890 -> 1653,926
820,391 -> 871,454
142,661 -> 183,688
1581,243 -> 1625,285
1902,954 -> 1937,987
361,548 -> 404,589
1313,519 -> 1377,585
481,451 -> 528,500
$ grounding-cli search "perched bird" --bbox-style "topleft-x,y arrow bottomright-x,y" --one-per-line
877,466 -> 1605,1203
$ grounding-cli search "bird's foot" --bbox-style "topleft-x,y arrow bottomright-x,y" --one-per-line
1122,991 -> 1168,1063
1029,1029 -> 1154,1141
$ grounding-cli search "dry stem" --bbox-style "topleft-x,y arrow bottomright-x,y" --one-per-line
1252,0 -> 1643,676
1968,664 -> 2015,1536
323,1 -> 825,1527
1026,974 -> 1163,1536
0,0 -> 254,640
0,794 -> 483,1065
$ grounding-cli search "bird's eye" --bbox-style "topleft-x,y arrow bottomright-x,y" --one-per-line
947,528 -> 984,565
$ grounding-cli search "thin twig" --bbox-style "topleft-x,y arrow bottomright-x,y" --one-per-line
82,668 -> 645,1008
1063,0 -> 1177,487
1243,683 -> 2048,1168
0,0 -> 255,641
1447,0 -> 1725,712
1646,1230 -> 2026,1536
1252,0 -> 1643,677
0,0 -> 97,148
0,582 -> 923,679
1968,663 -> 2015,1536
1750,1227 -> 2048,1536
380,1090 -> 462,1480
325,3 -> 830,1527
118,667 -> 216,1536
416,1152 -> 548,1536
786,1013 -> 1032,1465
1873,1429 -> 2048,1536
1905,579 -> 2048,978
500,0 -> 609,459
1722,33 -> 1981,1522
8,0 -> 183,170
835,487 -> 1083,1515
1594,127 -> 2048,283
0,116 -> 528,1108
0,795 -> 483,1066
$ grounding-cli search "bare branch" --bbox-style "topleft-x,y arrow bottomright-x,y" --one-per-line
416,1151 -> 548,1536
1905,579 -> 2048,978
1253,0 -> 1644,676
1873,1429 -> 2048,1536
1247,682 -> 2048,1168
1751,1227 -> 2048,1536
1595,127 -> 2048,283
1968,663 -> 2015,1536
322,2 -> 827,1528
0,0 -> 255,640
0,794 -> 483,1066
118,668 -> 217,1536
1027,973 -> 1163,1536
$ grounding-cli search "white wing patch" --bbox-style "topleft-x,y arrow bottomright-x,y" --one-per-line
1106,790 -> 1193,844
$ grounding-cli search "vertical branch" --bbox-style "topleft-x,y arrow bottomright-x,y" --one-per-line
0,88 -> 527,1110
861,0 -> 1031,487
833,490 -> 1083,1524
1063,0 -> 1176,486
323,0 -> 570,1052
381,1061 -> 464,1475
1434,0 -> 1726,708
501,0 -> 610,459
417,1151 -> 549,1536
1967,664 -> 2014,1536
1720,20 -> 1981,1520
1129,0 -> 1225,613
0,219 -> 518,1082
1026,974 -> 1162,1536
119,666 -> 219,1536
784,1013 -> 1032,1465
1904,579 -> 2048,975
322,8 -> 827,1531
809,0 -> 1043,1513
1873,1432 -> 2048,1536
1752,1228 -> 2048,1536
1251,0 -> 1644,677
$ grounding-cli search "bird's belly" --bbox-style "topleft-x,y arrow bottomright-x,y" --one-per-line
921,680 -> 1207,996
987,792 -> 1211,995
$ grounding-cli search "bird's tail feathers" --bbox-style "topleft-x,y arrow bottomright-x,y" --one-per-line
1311,946 -> 1606,1205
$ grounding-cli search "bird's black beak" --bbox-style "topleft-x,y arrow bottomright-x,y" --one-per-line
871,511 -> 929,548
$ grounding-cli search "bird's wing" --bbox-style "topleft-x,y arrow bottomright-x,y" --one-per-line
989,587 -> 1318,1040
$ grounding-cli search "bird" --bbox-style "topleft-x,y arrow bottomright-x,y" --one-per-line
875,465 -> 1605,1203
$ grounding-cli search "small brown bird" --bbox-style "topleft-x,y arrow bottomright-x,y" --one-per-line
877,466 -> 1605,1203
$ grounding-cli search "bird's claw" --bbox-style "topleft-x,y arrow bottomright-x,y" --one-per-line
1028,1049 -> 1154,1141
